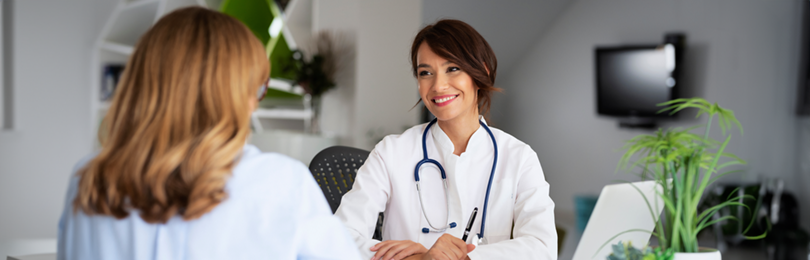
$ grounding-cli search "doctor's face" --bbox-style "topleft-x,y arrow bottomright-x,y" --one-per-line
416,43 -> 479,123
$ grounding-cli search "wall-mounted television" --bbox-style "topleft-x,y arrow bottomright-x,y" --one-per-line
595,34 -> 685,127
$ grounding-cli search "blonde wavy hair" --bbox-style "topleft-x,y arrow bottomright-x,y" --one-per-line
74,7 -> 269,223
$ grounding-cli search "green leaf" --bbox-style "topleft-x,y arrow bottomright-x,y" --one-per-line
696,215 -> 738,233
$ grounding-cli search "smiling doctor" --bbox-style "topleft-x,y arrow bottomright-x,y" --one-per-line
334,19 -> 557,260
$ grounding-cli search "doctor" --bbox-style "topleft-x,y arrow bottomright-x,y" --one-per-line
335,19 -> 557,260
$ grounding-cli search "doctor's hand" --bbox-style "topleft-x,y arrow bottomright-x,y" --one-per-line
370,240 -> 427,260
421,234 -> 475,260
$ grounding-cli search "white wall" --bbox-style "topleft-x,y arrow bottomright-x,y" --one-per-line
491,0 -> 807,228
314,0 -> 422,149
312,0 -> 359,146
421,0 -> 571,73
0,0 -> 117,241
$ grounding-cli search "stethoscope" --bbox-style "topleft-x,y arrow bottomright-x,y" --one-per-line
414,118 -> 498,244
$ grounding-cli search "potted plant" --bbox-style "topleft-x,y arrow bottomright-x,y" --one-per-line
617,97 -> 766,259
286,31 -> 340,134
607,241 -> 674,260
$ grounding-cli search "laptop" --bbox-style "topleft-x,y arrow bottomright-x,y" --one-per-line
572,180 -> 664,260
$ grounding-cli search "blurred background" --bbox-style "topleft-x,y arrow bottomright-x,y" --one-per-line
0,0 -> 808,259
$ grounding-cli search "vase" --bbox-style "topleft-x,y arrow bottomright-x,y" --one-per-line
672,248 -> 721,260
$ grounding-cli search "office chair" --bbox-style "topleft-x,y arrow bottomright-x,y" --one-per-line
309,146 -> 384,241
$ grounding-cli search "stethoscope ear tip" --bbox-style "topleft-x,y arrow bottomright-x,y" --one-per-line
449,222 -> 457,228
421,228 -> 430,234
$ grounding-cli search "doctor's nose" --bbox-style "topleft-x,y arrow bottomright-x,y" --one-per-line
433,73 -> 451,92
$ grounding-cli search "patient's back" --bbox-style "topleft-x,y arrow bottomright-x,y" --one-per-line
57,145 -> 360,260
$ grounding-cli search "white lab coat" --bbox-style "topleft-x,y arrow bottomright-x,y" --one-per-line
335,119 -> 557,259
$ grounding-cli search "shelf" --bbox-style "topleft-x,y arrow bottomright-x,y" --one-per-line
253,107 -> 312,120
100,41 -> 134,55
204,0 -> 224,9
106,0 -> 159,46
268,78 -> 306,95
285,0 -> 311,27
284,0 -> 311,53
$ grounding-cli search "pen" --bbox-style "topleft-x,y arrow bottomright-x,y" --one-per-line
461,207 -> 478,242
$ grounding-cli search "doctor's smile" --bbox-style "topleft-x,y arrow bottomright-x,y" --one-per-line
431,94 -> 458,106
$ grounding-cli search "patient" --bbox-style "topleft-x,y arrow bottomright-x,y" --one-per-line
57,7 -> 359,260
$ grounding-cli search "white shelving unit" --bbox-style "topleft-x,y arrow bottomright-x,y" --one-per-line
90,0 -> 316,146
253,77 -> 312,133
251,0 -> 314,133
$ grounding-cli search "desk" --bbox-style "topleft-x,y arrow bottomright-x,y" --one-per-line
0,239 -> 55,260
555,209 -> 807,260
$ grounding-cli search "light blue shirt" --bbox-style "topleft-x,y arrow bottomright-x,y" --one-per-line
57,145 -> 361,260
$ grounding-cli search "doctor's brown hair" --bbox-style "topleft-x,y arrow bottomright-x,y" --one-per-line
73,7 -> 269,223
410,19 -> 501,118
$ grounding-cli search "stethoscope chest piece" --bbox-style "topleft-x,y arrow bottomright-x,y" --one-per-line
471,234 -> 487,246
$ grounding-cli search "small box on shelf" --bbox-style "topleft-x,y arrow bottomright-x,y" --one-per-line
101,64 -> 125,102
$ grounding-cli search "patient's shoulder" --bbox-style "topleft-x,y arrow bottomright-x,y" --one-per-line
226,145 -> 313,200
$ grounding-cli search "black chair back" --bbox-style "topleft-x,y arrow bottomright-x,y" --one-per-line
309,146 -> 369,212
309,146 -> 384,240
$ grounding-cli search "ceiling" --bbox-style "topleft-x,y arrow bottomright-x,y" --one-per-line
422,0 -> 573,73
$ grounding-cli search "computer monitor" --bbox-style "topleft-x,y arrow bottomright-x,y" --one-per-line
572,180 -> 664,260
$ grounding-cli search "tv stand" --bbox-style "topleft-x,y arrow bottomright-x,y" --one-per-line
618,117 -> 658,129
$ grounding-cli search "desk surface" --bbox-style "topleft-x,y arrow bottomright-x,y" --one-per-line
0,239 -> 56,260
555,209 -> 807,260
7,253 -> 56,260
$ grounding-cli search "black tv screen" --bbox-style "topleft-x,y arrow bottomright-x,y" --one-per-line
596,45 -> 679,117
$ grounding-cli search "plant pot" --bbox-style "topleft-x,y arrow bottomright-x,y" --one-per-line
673,248 -> 721,260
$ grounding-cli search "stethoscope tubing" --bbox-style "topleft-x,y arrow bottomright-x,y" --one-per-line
415,118 -> 497,239
478,120 -> 498,239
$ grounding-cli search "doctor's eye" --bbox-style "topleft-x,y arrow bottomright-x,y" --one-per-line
418,70 -> 432,77
447,66 -> 461,73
